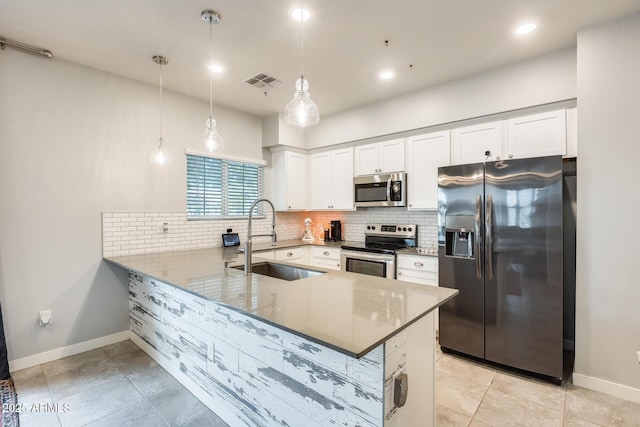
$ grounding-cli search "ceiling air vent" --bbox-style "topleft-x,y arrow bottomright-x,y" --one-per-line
243,73 -> 283,90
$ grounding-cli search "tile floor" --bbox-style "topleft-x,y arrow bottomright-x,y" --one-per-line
10,339 -> 640,426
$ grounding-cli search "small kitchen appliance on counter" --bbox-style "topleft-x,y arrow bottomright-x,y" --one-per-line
328,220 -> 342,242
341,224 -> 417,279
302,218 -> 315,242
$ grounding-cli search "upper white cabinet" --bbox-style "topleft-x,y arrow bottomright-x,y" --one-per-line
506,109 -> 566,159
452,109 -> 568,165
310,147 -> 354,210
406,131 -> 451,210
354,139 -> 405,176
452,121 -> 504,165
272,150 -> 307,211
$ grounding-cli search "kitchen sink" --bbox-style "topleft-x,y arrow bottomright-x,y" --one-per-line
232,262 -> 326,281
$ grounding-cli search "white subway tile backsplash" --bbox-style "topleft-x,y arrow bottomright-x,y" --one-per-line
102,208 -> 438,257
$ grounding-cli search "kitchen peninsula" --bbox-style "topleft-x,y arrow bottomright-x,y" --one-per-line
104,242 -> 457,427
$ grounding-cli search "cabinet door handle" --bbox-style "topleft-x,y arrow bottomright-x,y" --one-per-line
287,252 -> 293,257
414,262 -> 423,267
398,271 -> 402,276
288,205 -> 291,209
323,251 -> 330,256
508,154 -> 514,159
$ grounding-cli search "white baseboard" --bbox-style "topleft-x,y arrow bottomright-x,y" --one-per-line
573,373 -> 640,404
8,330 -> 130,373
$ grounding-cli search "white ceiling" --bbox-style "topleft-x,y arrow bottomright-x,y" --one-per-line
2,0 -> 640,118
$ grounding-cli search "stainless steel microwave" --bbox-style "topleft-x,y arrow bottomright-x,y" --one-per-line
354,172 -> 406,207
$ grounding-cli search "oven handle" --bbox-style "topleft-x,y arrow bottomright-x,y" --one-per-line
341,250 -> 395,263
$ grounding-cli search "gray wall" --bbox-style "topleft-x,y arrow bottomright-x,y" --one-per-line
0,50 -> 263,360
575,12 -> 640,390
306,49 -> 577,148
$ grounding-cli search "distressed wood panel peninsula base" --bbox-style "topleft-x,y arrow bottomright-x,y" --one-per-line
128,272 -> 435,426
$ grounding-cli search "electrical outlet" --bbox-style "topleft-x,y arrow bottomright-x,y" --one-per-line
38,309 -> 52,326
156,222 -> 169,233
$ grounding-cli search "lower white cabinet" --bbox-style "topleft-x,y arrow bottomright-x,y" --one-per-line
275,247 -> 309,265
396,254 -> 439,333
253,250 -> 275,260
309,246 -> 341,271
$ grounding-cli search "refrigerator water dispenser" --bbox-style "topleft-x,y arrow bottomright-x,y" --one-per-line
445,215 -> 475,258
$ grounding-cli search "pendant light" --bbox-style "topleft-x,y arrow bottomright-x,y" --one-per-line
284,0 -> 319,127
201,10 -> 224,151
152,55 -> 170,166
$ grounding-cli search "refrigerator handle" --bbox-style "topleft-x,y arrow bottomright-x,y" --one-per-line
486,193 -> 494,280
474,194 -> 482,279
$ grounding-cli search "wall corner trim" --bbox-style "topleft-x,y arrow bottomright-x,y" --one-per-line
8,330 -> 130,372
572,372 -> 640,404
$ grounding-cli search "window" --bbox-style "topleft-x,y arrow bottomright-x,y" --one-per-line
187,153 -> 265,218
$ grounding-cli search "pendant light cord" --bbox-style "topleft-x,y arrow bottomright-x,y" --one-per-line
159,62 -> 164,148
300,0 -> 304,81
209,20 -> 214,120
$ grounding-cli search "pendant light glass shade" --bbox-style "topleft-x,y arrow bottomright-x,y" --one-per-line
151,55 -> 170,166
202,10 -> 223,151
285,77 -> 319,126
285,0 -> 319,127
152,137 -> 168,165
203,117 -> 223,151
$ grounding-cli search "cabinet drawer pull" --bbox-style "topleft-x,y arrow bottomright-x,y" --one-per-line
398,272 -> 402,276
414,262 -> 424,267
323,251 -> 330,256
287,252 -> 293,257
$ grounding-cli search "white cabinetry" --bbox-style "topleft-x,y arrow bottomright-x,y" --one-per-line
354,139 -> 405,176
275,247 -> 309,265
253,250 -> 275,260
405,131 -> 451,210
310,148 -> 354,210
396,254 -> 439,333
452,109 -> 568,165
506,109 -> 566,159
452,121 -> 504,165
309,246 -> 341,271
272,150 -> 307,211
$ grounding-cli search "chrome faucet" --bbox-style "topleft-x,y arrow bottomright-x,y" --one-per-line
244,198 -> 277,275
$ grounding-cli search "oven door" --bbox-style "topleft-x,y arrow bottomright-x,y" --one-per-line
341,250 -> 396,279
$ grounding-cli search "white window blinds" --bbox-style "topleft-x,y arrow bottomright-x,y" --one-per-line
187,154 -> 265,218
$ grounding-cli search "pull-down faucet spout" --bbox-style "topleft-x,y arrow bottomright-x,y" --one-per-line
244,199 -> 277,275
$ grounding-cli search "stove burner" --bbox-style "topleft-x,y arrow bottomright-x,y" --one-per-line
341,223 -> 418,255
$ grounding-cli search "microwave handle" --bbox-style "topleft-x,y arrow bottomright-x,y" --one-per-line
386,177 -> 392,201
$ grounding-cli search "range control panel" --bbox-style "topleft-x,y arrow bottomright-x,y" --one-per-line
365,224 -> 417,238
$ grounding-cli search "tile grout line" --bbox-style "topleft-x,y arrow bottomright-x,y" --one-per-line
101,344 -> 172,427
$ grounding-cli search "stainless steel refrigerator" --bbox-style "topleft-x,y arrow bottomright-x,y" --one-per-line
437,155 -> 564,381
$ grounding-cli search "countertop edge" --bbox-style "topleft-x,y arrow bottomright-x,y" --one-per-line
104,246 -> 458,359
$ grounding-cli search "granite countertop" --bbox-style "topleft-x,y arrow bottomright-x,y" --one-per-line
104,240 -> 457,359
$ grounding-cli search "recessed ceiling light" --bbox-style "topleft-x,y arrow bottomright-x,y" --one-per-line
379,70 -> 395,80
209,64 -> 224,73
291,8 -> 310,22
514,23 -> 537,35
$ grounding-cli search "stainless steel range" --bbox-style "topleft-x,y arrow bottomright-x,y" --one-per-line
341,224 -> 417,279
